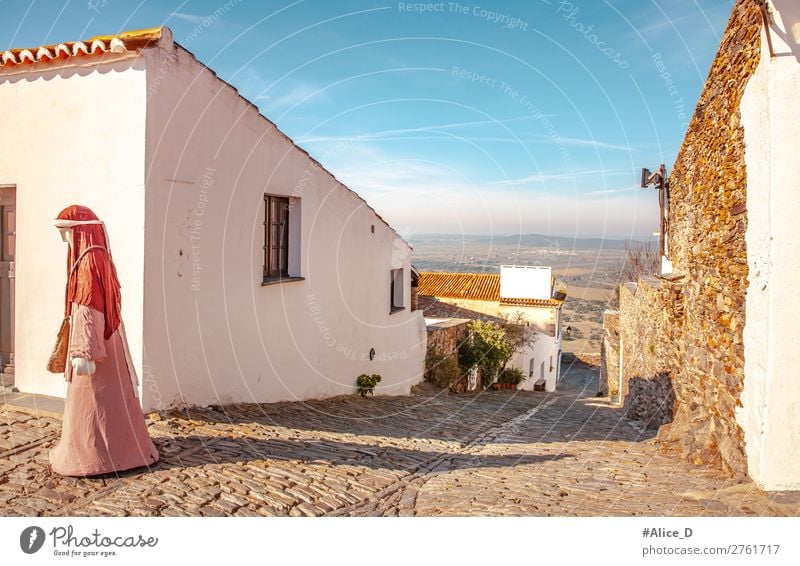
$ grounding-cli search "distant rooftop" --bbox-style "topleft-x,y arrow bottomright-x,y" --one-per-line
418,269 -> 565,308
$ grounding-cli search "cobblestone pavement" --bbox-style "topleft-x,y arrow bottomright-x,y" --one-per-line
1,361 -> 799,517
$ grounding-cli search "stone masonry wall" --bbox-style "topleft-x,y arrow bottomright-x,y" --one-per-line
618,280 -> 681,430
426,324 -> 468,361
616,0 -> 761,477
599,309 -> 619,397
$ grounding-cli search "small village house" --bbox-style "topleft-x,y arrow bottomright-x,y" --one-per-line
0,27 -> 427,412
418,265 -> 565,391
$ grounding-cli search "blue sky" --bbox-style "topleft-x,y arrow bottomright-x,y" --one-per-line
2,0 -> 735,238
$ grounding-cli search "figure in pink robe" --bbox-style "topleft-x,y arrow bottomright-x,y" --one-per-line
49,205 -> 159,476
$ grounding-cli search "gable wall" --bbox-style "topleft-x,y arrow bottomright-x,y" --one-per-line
140,42 -> 426,410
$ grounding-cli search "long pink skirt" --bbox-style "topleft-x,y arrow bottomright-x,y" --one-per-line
49,329 -> 159,476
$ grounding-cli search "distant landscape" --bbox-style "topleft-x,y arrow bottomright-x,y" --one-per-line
409,233 -> 649,355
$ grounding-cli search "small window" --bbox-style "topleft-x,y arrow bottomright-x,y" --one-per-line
549,355 -> 553,372
529,357 -> 535,377
390,268 -> 405,313
264,195 -> 290,280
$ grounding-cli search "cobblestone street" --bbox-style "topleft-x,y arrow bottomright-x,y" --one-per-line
1,361 -> 798,517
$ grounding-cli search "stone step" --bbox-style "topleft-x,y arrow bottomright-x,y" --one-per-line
0,372 -> 14,387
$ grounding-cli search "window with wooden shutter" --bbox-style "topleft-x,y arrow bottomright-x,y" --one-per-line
264,195 -> 290,280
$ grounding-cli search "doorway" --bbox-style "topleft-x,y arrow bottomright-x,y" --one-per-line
0,185 -> 15,389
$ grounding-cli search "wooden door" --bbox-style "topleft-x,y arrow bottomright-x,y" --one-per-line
0,185 -> 15,384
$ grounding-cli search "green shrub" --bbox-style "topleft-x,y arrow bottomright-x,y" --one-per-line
497,367 -> 526,385
426,351 -> 462,388
356,373 -> 381,397
458,320 -> 511,389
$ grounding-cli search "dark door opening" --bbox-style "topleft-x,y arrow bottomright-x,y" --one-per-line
0,185 -> 15,389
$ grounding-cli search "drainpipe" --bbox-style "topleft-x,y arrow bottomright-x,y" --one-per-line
758,0 -> 775,58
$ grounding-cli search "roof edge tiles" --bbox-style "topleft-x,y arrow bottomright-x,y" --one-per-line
0,27 -> 167,69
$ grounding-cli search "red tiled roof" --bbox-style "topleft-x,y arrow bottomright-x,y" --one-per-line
418,271 -> 500,301
1,27 -> 164,68
418,271 -> 564,307
499,297 -> 565,307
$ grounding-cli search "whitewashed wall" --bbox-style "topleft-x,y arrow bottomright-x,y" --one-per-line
738,0 -> 800,490
509,306 -> 562,392
140,38 -> 426,411
0,56 -> 147,399
512,335 -> 561,392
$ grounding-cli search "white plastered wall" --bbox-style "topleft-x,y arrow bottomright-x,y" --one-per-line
140,40 -> 426,411
738,0 -> 800,490
512,329 -> 562,393
435,297 -> 562,391
0,56 -> 147,399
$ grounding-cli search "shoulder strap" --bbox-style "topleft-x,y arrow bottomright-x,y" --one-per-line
69,245 -> 107,275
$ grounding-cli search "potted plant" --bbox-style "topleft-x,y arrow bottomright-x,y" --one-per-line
356,373 -> 382,397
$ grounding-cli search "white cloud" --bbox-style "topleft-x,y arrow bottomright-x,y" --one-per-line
299,119 -> 634,152
170,12 -> 206,25
259,84 -> 327,111
488,168 -> 634,186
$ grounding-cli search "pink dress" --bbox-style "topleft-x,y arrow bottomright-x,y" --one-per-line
49,303 -> 159,476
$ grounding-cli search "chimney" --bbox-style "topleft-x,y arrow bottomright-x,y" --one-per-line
499,265 -> 552,300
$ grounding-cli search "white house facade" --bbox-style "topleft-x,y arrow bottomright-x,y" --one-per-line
0,27 -> 427,412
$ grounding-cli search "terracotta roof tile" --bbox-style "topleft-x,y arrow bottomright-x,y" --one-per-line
418,270 -> 565,307
1,27 -> 164,69
499,297 -> 565,307
418,271 -> 500,301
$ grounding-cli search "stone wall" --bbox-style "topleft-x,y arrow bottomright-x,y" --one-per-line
424,322 -> 468,385
618,280 -> 680,430
614,0 -> 762,478
426,323 -> 468,361
599,309 -> 620,397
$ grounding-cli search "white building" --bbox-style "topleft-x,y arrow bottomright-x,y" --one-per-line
418,265 -> 565,391
0,27 -> 427,412
736,0 -> 800,491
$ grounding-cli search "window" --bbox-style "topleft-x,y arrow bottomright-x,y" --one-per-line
390,268 -> 405,313
529,357 -> 535,378
264,195 -> 289,280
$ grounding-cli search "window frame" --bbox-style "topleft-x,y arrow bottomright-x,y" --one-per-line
390,268 -> 405,314
263,194 -> 291,282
